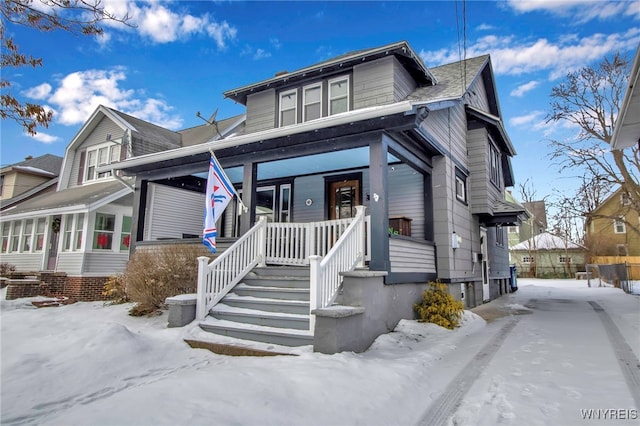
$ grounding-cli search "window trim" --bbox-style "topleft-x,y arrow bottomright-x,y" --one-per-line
302,82 -> 322,122
489,142 -> 501,187
454,168 -> 467,203
278,89 -> 298,127
328,75 -> 350,116
84,142 -> 121,183
613,217 -> 626,234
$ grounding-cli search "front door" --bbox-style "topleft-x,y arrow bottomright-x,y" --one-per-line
329,179 -> 360,220
46,215 -> 61,271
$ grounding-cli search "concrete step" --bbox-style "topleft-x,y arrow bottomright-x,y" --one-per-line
199,317 -> 314,347
242,273 -> 310,289
221,294 -> 310,315
210,303 -> 310,330
252,266 -> 310,278
233,283 -> 310,301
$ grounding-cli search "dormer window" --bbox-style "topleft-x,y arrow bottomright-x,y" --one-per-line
279,89 -> 297,127
303,83 -> 322,122
329,76 -> 349,115
84,143 -> 121,182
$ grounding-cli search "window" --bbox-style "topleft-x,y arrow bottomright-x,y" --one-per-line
0,174 -> 4,196
84,143 -> 120,182
617,244 -> 628,256
93,213 -> 115,250
522,256 -> 534,263
120,216 -> 132,250
63,214 -> 84,251
613,218 -> 626,234
329,76 -> 349,115
496,226 -> 504,246
1,222 -> 9,253
455,169 -> 467,203
75,214 -> 84,250
279,89 -> 297,127
559,256 -> 572,263
256,187 -> 276,222
489,144 -> 500,186
62,215 -> 73,251
303,83 -> 322,122
10,221 -> 21,252
34,218 -> 46,251
279,185 -> 291,222
21,219 -> 33,252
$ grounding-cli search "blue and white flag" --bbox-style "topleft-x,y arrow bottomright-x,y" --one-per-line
203,153 -> 236,253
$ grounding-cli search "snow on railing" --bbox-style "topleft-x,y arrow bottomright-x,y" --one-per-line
309,206 -> 366,329
196,217 -> 267,320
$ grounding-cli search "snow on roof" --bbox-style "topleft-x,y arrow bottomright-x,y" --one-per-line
511,232 -> 585,251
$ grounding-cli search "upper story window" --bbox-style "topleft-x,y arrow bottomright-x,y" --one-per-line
329,76 -> 349,115
85,143 -> 121,182
279,89 -> 298,127
303,83 -> 322,122
613,217 -> 626,234
489,144 -> 501,187
454,168 -> 467,203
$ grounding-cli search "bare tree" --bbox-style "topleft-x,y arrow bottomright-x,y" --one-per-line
1,0 -> 131,134
547,52 -> 640,236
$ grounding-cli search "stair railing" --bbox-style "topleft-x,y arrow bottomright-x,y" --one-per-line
196,216 -> 267,320
309,206 -> 366,330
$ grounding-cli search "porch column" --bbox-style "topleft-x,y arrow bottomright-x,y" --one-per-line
129,178 -> 148,254
240,161 -> 257,235
368,135 -> 390,272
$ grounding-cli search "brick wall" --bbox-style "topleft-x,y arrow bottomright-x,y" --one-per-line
4,272 -> 109,301
5,279 -> 41,300
66,276 -> 109,301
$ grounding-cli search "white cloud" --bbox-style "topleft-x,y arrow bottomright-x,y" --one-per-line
253,48 -> 271,60
510,80 -> 539,97
23,83 -> 52,100
97,1 -> 236,48
510,110 -> 544,126
25,67 -> 182,130
29,132 -> 59,144
476,23 -> 495,31
506,0 -> 636,23
419,28 -> 640,79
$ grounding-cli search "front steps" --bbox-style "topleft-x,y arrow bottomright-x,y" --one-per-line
198,266 -> 314,347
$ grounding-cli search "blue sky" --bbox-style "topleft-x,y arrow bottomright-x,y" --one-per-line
2,0 -> 639,203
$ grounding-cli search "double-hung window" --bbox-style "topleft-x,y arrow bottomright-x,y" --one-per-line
93,213 -> 115,250
21,219 -> 33,252
329,76 -> 349,115
279,89 -> 297,127
120,216 -> 132,250
303,83 -> 322,122
489,144 -> 500,187
34,218 -> 46,251
454,168 -> 467,203
62,214 -> 84,252
85,143 -> 121,182
10,221 -> 21,252
1,222 -> 10,253
614,217 -> 626,234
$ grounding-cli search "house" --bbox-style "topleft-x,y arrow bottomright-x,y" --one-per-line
0,105 -> 244,300
511,232 -> 587,278
106,40 -> 527,353
506,195 -> 547,250
585,187 -> 640,257
0,154 -> 63,211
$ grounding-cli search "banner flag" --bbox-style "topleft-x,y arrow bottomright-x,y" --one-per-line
203,153 -> 236,253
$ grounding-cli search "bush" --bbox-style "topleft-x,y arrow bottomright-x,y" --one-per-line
0,263 -> 16,277
414,281 -> 465,329
124,244 -> 204,316
102,274 -> 129,305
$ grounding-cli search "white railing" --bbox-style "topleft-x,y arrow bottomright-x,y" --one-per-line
309,206 -> 366,327
196,217 -> 267,320
195,209 -> 367,322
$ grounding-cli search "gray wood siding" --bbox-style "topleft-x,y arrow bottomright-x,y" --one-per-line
69,118 -> 125,188
144,184 -> 205,240
0,253 -> 43,271
421,106 -> 468,170
389,238 -> 436,273
388,164 -> 424,238
392,58 -> 418,102
56,252 -> 84,274
467,127 -> 495,215
353,56 -> 397,109
487,228 -> 511,279
245,89 -> 276,133
83,252 -> 129,274
468,77 -> 490,112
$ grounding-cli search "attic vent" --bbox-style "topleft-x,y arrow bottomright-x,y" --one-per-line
106,133 -> 112,141
275,70 -> 288,77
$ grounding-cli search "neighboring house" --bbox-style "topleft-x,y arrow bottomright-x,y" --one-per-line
585,187 -> 640,257
511,232 -> 587,278
506,195 -> 546,249
0,105 -> 244,300
107,40 -> 527,353
0,154 -> 63,211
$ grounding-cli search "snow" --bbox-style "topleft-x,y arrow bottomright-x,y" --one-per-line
1,279 -> 638,425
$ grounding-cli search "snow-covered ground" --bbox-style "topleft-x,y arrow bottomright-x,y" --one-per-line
1,279 -> 638,425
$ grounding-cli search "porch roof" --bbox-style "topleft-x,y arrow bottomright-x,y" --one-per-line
478,198 -> 529,227
0,180 -> 133,221
100,101 -> 427,177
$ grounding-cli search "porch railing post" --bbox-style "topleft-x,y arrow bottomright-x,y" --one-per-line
309,254 -> 321,331
257,216 -> 267,267
307,222 -> 316,259
355,206 -> 366,268
196,256 -> 210,320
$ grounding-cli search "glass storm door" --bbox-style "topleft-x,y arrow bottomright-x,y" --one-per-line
329,179 -> 360,220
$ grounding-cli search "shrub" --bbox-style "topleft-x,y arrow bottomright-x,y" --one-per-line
0,263 -> 16,277
124,244 -> 203,316
414,281 -> 465,329
102,274 -> 129,305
